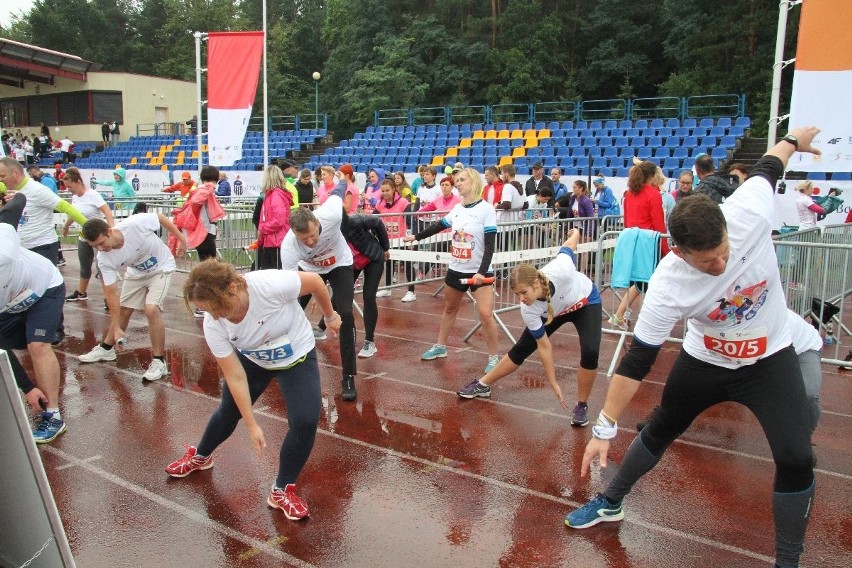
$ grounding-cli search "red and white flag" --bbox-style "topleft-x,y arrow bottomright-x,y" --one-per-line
207,31 -> 264,167
788,0 -> 852,172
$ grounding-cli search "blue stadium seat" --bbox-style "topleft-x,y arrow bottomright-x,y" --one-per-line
575,121 -> 588,130
682,118 -> 697,129
616,167 -> 631,177
728,126 -> 745,138
637,147 -> 652,160
561,120 -> 575,130
808,173 -> 826,180
663,157 -> 681,171
609,128 -> 625,138
614,136 -> 629,148
619,120 -> 632,129
650,119 -> 664,129
654,148 -> 671,158
575,156 -> 590,168
657,128 -> 673,138
700,137 -> 718,148
691,127 -> 709,138
699,118 -> 714,128
720,136 -> 737,148
640,128 -> 656,138
619,147 -> 636,158
604,147 -> 619,158
735,116 -> 751,128
682,136 -> 698,148
717,117 -> 732,128
604,120 -> 618,130
625,128 -> 640,137
597,137 -> 613,147
665,118 -> 681,129
547,121 -> 561,131
664,136 -> 681,148
647,136 -> 663,148
711,147 -> 728,160
630,136 -> 645,147
710,126 -> 727,137
634,119 -> 649,129
831,172 -> 851,180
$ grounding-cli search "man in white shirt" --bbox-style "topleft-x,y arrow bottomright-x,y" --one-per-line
78,213 -> 187,381
565,127 -> 821,568
0,193 -> 67,443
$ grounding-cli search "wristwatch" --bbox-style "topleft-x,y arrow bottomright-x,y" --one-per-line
782,134 -> 798,150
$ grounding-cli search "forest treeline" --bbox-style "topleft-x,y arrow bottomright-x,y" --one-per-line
3,0 -> 800,135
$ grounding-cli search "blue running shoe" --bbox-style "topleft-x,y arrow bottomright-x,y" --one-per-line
571,402 -> 589,427
457,379 -> 491,399
32,412 -> 67,444
421,344 -> 447,360
484,354 -> 500,373
565,493 -> 624,529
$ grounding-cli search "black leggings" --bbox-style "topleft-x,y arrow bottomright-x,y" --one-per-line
507,303 -> 602,370
197,350 -> 321,487
641,346 -> 813,493
384,259 -> 415,291
355,259 -> 383,342
298,265 -> 357,376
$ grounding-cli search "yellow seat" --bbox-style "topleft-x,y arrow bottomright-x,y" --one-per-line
510,129 -> 524,139
445,147 -> 459,157
145,151 -> 153,159
161,164 -> 169,170
524,129 -> 538,140
524,138 -> 539,148
458,138 -> 472,148
202,144 -> 208,152
430,156 -> 444,166
472,131 -> 484,140
511,147 -> 526,158
129,157 -> 137,165
484,130 -> 497,140
175,157 -> 185,166
497,129 -> 510,139
538,128 -> 551,138
498,156 -> 513,166
173,139 -> 181,146
191,150 -> 199,159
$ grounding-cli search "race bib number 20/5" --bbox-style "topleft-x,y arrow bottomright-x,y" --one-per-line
703,326 -> 767,362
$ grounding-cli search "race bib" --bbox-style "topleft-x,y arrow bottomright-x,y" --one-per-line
703,326 -> 767,362
239,334 -> 295,368
310,253 -> 336,268
557,297 -> 589,317
384,221 -> 400,235
1,289 -> 40,314
131,256 -> 158,272
451,231 -> 473,260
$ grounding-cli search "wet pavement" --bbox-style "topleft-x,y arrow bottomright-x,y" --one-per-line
20,266 -> 852,567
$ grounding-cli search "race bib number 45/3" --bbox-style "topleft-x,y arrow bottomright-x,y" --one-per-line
703,326 -> 767,362
240,334 -> 295,368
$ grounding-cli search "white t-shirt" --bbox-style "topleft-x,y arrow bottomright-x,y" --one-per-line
787,310 -> 823,354
526,195 -> 550,220
203,271 -> 314,369
632,174 -> 790,368
520,248 -> 599,338
0,224 -> 63,314
72,190 -> 107,241
96,213 -> 176,285
417,183 -> 440,205
18,178 -> 61,249
440,200 -> 498,273
280,194 -> 353,273
795,194 -> 819,229
490,182 -> 525,223
60,138 -> 73,152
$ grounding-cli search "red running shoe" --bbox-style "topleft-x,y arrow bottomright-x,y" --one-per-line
165,446 -> 214,478
267,484 -> 310,520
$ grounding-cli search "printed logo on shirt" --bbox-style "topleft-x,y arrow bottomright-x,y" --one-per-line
131,256 -> 159,272
451,230 -> 474,260
707,281 -> 768,324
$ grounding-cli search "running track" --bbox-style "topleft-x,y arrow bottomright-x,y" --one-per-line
29,265 -> 852,567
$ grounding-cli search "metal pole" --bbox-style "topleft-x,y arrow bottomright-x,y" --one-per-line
262,0 -> 269,167
768,1 -> 797,151
194,31 -> 204,173
312,71 -> 321,130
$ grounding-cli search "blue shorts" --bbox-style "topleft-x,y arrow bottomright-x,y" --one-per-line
0,283 -> 65,347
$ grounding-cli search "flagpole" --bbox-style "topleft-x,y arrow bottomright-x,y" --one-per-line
262,0 -> 269,168
767,1 -> 801,151
194,31 -> 205,174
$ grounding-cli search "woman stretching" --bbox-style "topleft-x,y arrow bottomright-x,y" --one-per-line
403,167 -> 501,373
166,259 -> 340,520
457,229 -> 602,427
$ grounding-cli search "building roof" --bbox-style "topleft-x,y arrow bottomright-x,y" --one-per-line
0,37 -> 101,88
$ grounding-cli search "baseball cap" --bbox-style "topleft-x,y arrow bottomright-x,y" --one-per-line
181,172 -> 191,180
279,159 -> 297,170
531,161 -> 544,169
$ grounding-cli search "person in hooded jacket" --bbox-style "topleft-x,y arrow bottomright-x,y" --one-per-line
93,167 -> 137,217
694,154 -> 740,204
215,172 -> 231,204
346,213 -> 390,358
255,165 -> 293,270
365,167 -> 386,209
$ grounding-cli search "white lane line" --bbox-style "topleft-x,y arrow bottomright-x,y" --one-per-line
42,446 -> 317,567
54,347 -> 852,482
56,454 -> 102,471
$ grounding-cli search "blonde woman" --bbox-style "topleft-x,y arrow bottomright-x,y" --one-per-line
403,167 -> 501,372
794,180 -> 824,229
62,167 -> 115,301
457,229 -> 601,426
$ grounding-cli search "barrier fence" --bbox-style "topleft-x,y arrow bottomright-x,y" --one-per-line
54,195 -> 851,370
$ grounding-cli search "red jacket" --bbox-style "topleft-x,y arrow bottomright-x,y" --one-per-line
623,184 -> 669,256
258,187 -> 293,247
171,181 -> 227,249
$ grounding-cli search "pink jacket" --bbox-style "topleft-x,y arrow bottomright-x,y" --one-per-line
374,195 -> 410,239
258,187 -> 293,247
172,181 -> 226,249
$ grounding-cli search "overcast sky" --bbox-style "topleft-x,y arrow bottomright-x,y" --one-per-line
2,0 -> 35,28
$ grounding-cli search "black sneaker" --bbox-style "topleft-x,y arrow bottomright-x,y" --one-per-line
636,406 -> 659,432
56,258 -> 67,267
66,290 -> 88,302
840,350 -> 852,372
341,376 -> 357,402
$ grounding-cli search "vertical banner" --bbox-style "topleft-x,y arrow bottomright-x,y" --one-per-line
207,31 -> 264,167
788,0 -> 852,172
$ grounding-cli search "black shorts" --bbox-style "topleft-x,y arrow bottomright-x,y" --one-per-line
444,269 -> 494,293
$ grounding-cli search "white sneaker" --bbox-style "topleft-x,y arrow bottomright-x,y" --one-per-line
358,341 -> 378,358
79,344 -> 117,363
375,289 -> 392,298
401,291 -> 417,303
143,359 -> 169,381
